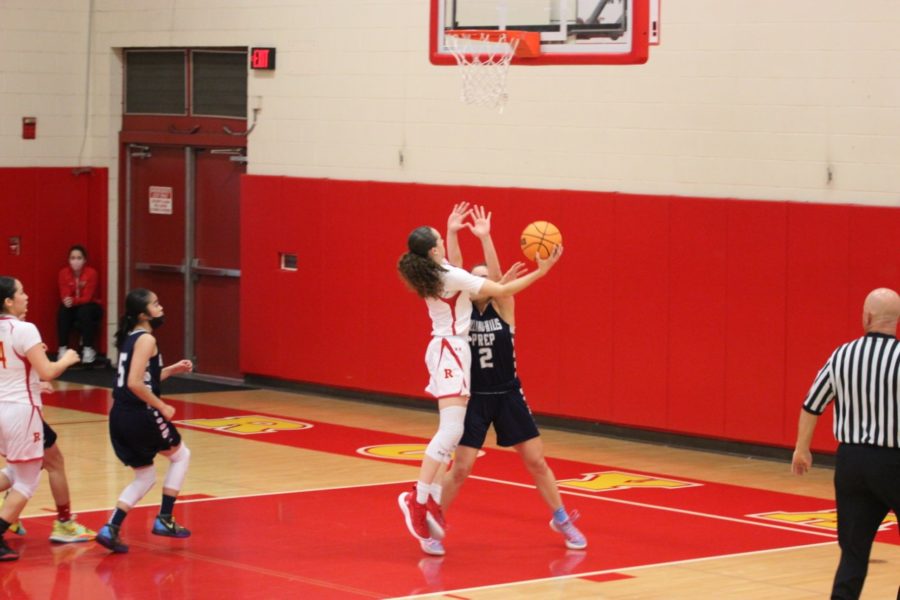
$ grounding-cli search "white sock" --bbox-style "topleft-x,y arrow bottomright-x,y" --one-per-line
429,482 -> 442,503
416,481 -> 430,504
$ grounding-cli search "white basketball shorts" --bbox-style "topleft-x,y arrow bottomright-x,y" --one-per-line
424,335 -> 472,399
0,403 -> 44,463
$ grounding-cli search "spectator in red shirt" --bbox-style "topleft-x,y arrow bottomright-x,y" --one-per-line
57,245 -> 102,364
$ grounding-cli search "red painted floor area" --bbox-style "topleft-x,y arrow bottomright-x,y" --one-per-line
6,478 -> 830,600
13,387 -> 892,598
42,389 -> 898,546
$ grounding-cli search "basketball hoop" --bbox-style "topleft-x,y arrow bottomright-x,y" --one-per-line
444,30 -> 540,111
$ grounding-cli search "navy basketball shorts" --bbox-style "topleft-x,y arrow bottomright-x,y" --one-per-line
43,419 -> 57,450
109,405 -> 182,468
459,387 -> 540,449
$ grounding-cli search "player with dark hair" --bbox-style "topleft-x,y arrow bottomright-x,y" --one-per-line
438,223 -> 587,550
0,276 -> 80,560
396,203 -> 562,556
95,288 -> 193,553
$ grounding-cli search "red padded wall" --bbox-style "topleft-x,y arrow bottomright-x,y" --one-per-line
0,168 -> 108,353
668,198 -> 727,437
240,175 -> 900,453
724,200 -> 788,446
610,195 -> 669,429
784,203 -> 851,451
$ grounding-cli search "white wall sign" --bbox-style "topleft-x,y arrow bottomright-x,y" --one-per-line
149,186 -> 173,215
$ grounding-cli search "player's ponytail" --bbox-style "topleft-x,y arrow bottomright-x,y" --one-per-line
0,276 -> 17,313
397,226 -> 445,298
114,288 -> 153,350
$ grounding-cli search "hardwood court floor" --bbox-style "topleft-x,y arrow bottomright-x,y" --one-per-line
3,383 -> 898,599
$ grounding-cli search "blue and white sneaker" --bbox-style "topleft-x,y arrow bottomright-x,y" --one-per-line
96,524 -> 129,553
419,537 -> 445,556
152,515 -> 191,538
549,510 -> 587,550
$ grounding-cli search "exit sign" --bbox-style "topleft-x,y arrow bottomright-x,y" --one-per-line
250,48 -> 276,70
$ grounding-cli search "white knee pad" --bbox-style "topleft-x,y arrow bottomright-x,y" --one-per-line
425,406 -> 467,464
10,461 -> 42,499
163,444 -> 191,492
118,465 -> 157,508
0,466 -> 14,489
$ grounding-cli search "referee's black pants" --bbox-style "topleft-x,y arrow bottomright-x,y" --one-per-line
832,443 -> 900,600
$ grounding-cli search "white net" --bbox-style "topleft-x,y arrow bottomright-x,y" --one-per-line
445,32 -> 520,111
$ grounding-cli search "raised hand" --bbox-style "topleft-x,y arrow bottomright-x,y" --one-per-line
499,261 -> 527,283
447,202 -> 472,233
535,244 -> 563,274
469,205 -> 492,239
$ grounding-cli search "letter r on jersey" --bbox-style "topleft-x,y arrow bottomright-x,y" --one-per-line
444,368 -> 453,379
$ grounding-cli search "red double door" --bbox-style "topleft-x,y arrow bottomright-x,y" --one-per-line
124,145 -> 245,378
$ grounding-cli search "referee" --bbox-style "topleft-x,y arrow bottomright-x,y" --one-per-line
792,287 -> 900,600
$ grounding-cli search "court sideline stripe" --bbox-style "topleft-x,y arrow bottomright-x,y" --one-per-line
469,474 -> 839,539
18,478 -> 415,521
388,540 -> 837,600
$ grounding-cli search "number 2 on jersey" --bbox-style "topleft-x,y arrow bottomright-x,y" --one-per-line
479,347 -> 493,369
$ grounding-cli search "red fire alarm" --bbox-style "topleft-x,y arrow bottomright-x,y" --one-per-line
250,48 -> 276,70
9,237 -> 21,256
22,117 -> 36,140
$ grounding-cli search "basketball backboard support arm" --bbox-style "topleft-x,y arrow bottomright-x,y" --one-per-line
586,0 -> 615,24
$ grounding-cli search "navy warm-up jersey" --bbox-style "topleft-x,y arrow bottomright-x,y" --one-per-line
469,302 -> 520,393
113,330 -> 162,409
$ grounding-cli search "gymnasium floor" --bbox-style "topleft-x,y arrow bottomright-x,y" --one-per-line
3,382 -> 898,599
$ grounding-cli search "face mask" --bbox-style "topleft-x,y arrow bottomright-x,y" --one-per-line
149,315 -> 165,329
69,258 -> 85,271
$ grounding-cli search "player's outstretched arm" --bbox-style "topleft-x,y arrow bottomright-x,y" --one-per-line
470,205 -> 502,281
26,344 -> 79,381
446,201 -> 471,268
479,245 -> 562,298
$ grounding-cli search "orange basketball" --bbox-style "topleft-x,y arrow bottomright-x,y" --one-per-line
520,221 -> 562,261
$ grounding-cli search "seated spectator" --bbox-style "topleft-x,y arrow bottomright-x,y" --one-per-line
57,245 -> 102,364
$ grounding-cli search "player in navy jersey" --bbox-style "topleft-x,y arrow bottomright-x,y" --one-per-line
438,213 -> 587,551
396,204 -> 562,556
95,288 -> 193,554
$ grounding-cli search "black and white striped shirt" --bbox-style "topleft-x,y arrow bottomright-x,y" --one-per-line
803,332 -> 900,448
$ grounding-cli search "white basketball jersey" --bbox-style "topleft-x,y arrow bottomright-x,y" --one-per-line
0,316 -> 43,406
425,262 -> 485,337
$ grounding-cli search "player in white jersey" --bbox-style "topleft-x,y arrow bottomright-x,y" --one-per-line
396,203 -> 562,556
0,276 -> 79,560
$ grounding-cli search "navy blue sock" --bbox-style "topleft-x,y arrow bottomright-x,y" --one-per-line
160,494 -> 176,517
110,508 -> 127,527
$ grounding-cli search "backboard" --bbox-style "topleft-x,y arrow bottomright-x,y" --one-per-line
430,0 -> 658,66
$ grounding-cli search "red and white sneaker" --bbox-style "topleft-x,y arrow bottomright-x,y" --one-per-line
425,496 -> 446,540
398,488 -> 430,540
